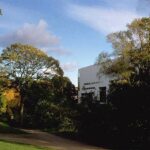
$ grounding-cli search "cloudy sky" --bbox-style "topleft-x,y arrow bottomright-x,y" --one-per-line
0,0 -> 149,86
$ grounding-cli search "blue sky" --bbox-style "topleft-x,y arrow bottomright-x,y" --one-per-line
0,0 -> 149,86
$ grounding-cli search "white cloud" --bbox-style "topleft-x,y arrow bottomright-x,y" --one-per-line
68,4 -> 144,34
61,62 -> 78,72
0,20 -> 58,47
0,20 -> 70,55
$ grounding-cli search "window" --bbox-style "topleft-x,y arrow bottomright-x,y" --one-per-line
81,92 -> 94,101
81,92 -> 94,97
99,87 -> 106,103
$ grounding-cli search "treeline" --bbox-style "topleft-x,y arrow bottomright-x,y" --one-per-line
92,17 -> 150,149
78,83 -> 150,149
0,17 -> 150,149
0,44 -> 77,132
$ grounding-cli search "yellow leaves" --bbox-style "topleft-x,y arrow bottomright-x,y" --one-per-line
0,88 -> 20,118
2,88 -> 21,108
1,43 -> 63,83
116,79 -> 129,85
121,71 -> 133,80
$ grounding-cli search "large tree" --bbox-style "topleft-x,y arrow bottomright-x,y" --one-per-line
97,17 -> 150,84
0,43 -> 63,125
96,17 -> 150,146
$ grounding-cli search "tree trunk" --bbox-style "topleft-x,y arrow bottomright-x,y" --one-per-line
20,101 -> 24,127
19,86 -> 25,127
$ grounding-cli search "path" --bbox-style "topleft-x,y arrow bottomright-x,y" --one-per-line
0,129 -> 108,150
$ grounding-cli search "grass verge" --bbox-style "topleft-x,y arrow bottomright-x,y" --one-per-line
0,140 -> 54,150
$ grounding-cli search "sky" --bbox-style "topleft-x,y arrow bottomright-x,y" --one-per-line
0,0 -> 149,86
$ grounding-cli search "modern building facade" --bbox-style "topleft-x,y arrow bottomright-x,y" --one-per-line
78,64 -> 113,104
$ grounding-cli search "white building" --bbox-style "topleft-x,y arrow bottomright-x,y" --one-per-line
78,64 -> 113,104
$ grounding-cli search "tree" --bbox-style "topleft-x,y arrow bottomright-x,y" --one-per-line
51,75 -> 77,104
95,52 -> 111,65
0,43 -> 63,125
98,17 -> 150,147
1,87 -> 21,120
17,76 -> 78,130
97,17 -> 150,83
63,77 -> 77,103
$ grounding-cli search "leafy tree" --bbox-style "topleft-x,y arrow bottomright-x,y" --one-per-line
0,43 -> 63,125
93,17 -> 150,148
95,52 -> 111,65
51,76 -> 77,102
63,77 -> 77,103
1,87 -> 20,120
98,17 -> 150,147
22,80 -> 55,127
97,17 -> 150,83
0,95 -> 7,114
21,78 -> 77,131
0,74 -> 11,115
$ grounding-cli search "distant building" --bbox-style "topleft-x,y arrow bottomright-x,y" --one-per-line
78,64 -> 113,104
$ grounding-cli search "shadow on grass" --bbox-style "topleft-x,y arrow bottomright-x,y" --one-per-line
0,122 -> 27,134
44,130 -> 148,150
43,129 -> 115,150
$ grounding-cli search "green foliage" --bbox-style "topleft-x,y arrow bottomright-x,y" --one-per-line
0,78 -> 9,115
105,17 -> 150,148
95,52 -> 110,65
0,44 -> 63,83
0,94 -> 7,113
107,80 -> 150,148
16,76 -> 78,132
90,17 -> 150,148
97,17 -> 150,83
0,43 -> 64,125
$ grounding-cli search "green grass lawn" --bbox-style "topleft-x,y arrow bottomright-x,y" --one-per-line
0,140 -> 54,150
0,122 -> 26,134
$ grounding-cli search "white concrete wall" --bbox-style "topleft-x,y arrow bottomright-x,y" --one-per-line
78,64 -> 113,103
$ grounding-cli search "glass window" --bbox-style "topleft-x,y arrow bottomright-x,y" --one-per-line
99,87 -> 106,103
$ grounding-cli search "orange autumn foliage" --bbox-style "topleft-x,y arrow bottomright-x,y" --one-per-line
2,88 -> 21,108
